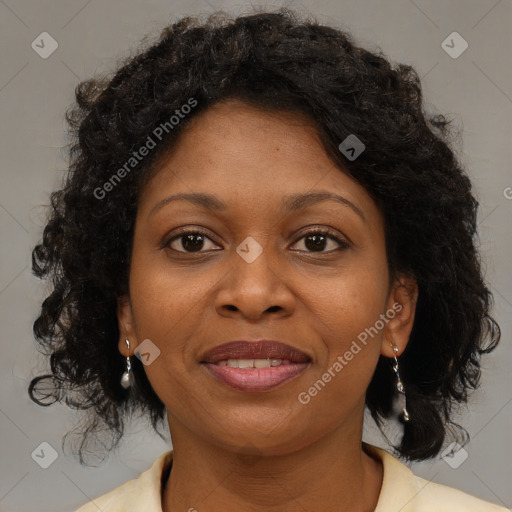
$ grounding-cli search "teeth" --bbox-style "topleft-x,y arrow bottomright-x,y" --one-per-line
217,359 -> 292,368
238,359 -> 255,368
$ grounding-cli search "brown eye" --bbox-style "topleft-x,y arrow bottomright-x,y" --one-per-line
291,229 -> 349,253
166,230 -> 220,253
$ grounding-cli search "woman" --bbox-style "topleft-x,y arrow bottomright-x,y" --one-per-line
29,9 -> 507,512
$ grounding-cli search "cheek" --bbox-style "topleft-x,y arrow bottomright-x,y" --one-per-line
297,262 -> 389,406
128,244 -> 213,331
126,250 -> 206,392
305,264 -> 388,348
299,283 -> 385,415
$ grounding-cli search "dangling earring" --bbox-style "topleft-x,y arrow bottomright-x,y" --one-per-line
120,339 -> 132,389
390,343 -> 410,422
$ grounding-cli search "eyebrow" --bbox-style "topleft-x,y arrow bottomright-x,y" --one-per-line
149,191 -> 366,222
284,192 -> 366,222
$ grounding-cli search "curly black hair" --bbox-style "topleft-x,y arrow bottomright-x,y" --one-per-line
29,8 -> 501,464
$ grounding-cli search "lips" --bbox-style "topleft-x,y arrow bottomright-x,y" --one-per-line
201,340 -> 311,364
200,340 -> 311,392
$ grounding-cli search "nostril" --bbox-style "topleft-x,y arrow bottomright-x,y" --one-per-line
223,305 -> 281,312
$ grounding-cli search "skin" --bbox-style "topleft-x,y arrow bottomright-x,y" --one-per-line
117,98 -> 418,512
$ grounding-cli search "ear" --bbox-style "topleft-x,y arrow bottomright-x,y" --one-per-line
380,273 -> 418,358
117,295 -> 138,357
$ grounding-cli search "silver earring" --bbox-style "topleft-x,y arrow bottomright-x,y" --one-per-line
390,343 -> 410,422
120,339 -> 132,389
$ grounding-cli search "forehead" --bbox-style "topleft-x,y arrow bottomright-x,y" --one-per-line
138,99 -> 381,226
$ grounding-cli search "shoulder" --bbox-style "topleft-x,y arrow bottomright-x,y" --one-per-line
74,451 -> 172,512
364,443 -> 508,512
411,475 -> 509,512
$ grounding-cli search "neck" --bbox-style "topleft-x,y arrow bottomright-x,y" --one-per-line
162,415 -> 383,512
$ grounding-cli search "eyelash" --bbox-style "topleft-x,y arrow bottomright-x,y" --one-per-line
163,227 -> 350,254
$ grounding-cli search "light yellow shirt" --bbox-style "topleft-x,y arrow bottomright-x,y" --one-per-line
75,443 -> 509,511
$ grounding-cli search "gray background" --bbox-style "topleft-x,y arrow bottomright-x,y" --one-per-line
0,1 -> 511,511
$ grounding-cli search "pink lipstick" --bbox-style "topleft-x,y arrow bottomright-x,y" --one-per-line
201,340 -> 311,392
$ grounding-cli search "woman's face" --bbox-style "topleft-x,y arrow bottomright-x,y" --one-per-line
118,98 -> 416,456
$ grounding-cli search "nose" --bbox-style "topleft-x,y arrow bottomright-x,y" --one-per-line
214,244 -> 296,321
